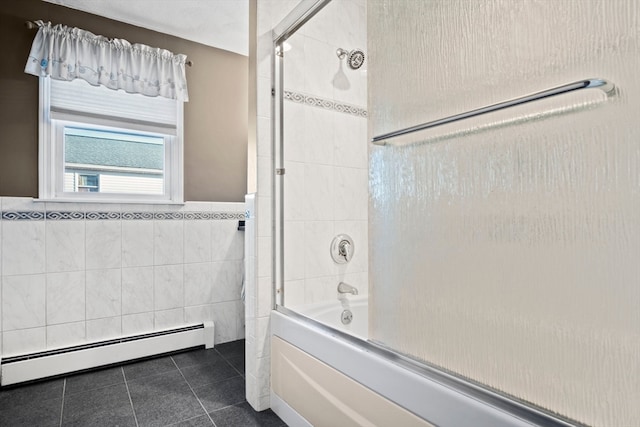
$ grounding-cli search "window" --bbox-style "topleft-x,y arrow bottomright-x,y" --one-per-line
39,77 -> 183,203
75,174 -> 99,193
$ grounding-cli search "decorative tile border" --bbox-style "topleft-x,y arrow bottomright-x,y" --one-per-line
0,211 -> 245,221
284,91 -> 367,118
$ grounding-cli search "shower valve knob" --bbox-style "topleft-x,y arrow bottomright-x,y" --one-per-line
338,240 -> 351,260
331,234 -> 354,264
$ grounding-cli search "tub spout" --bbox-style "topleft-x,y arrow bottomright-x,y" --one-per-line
338,282 -> 358,295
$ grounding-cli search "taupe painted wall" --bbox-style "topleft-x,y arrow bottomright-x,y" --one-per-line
0,0 -> 247,202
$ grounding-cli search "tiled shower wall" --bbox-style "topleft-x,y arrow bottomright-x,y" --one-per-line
246,0 -> 367,412
282,0 -> 368,305
0,197 -> 245,358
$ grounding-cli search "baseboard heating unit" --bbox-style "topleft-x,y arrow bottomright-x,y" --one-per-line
0,322 -> 214,386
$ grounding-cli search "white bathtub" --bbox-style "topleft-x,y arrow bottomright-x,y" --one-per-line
271,303 -> 567,427
291,296 -> 368,339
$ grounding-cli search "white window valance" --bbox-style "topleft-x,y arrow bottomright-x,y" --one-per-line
25,20 -> 189,102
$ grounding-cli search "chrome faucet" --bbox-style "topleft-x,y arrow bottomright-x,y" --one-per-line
337,282 -> 358,295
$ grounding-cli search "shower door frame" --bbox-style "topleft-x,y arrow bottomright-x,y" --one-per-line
270,2 -> 578,426
272,0 -> 333,309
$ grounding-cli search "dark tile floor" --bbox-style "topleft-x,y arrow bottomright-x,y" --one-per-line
0,339 -> 287,427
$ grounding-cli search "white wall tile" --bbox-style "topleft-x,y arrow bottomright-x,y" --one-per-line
184,220 -> 211,263
334,113 -> 368,169
207,202 -> 245,213
304,221 -> 335,279
122,266 -> 154,314
211,301 -> 239,344
2,221 -> 46,276
184,262 -> 213,306
245,335 -> 256,375
334,166 -> 368,221
86,220 -> 122,269
257,33 -> 273,80
236,300 -> 245,339
0,199 -> 2,281
257,117 -> 272,158
283,34 -> 306,93
0,197 -> 245,358
3,327 -> 45,356
255,316 -> 270,359
2,274 -> 46,331
45,221 -> 85,273
304,1 -> 335,45
304,37 -> 335,97
154,220 -> 184,265
283,102 -> 306,162
283,279 -> 305,307
257,156 -> 272,198
86,268 -> 121,319
283,221 -> 305,281
256,196 -> 272,238
257,236 -> 272,278
182,202 -> 214,212
46,271 -> 85,324
257,276 -> 273,317
257,196 -> 272,241
154,264 -> 184,310
2,197 -> 43,212
283,162 -> 305,221
184,304 -> 214,325
303,164 -> 334,221
120,204 -> 155,213
86,317 -> 122,342
122,312 -> 154,336
341,271 -> 368,297
246,373 -> 259,409
154,308 -> 184,330
305,276 -> 336,304
305,107 -> 334,165
256,356 -> 271,397
257,77 -> 272,119
211,222 -> 244,261
211,260 -> 243,303
47,321 -> 85,349
122,220 -> 154,267
82,203 -> 121,214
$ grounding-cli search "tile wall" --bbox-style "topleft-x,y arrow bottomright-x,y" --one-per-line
247,0 -> 367,412
247,0 -> 302,412
282,0 -> 368,306
0,197 -> 245,358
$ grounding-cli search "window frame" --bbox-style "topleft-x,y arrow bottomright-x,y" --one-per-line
38,77 -> 184,204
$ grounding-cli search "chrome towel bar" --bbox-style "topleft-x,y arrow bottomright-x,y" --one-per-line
371,78 -> 614,145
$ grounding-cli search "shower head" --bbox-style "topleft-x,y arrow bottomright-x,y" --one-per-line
336,48 -> 365,70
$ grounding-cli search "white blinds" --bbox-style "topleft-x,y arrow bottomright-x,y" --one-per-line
49,78 -> 178,133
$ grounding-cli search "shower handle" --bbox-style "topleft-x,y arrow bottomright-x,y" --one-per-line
338,240 -> 351,261
331,234 -> 354,264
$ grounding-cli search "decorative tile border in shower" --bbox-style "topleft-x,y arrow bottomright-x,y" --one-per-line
284,91 -> 367,118
0,210 -> 245,221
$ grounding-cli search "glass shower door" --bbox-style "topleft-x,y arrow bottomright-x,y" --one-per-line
368,1 -> 640,426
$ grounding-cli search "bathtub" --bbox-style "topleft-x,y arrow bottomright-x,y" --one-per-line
291,296 -> 368,339
271,300 -> 572,427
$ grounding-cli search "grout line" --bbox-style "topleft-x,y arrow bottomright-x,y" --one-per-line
58,378 -> 66,427
215,348 -> 245,379
122,366 -> 140,427
170,356 -> 218,427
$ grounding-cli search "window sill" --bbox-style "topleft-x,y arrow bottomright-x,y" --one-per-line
33,198 -> 185,206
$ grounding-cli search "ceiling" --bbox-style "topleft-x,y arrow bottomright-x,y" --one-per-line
42,0 -> 249,56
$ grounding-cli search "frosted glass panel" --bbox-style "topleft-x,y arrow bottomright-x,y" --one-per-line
368,1 -> 640,425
